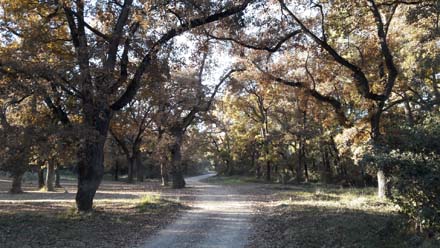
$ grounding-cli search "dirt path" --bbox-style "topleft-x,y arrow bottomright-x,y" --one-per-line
140,174 -> 254,248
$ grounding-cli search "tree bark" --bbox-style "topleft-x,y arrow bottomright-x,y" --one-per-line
377,169 -> 386,199
160,162 -> 169,186
136,152 -> 144,182
296,141 -> 304,183
38,166 -> 45,189
75,107 -> 111,212
45,159 -> 55,192
371,105 -> 391,199
169,132 -> 185,189
9,172 -> 24,194
265,161 -> 271,181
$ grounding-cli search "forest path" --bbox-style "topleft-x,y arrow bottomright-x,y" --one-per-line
140,174 -> 254,248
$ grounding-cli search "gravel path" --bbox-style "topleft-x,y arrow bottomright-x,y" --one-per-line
140,174 -> 254,248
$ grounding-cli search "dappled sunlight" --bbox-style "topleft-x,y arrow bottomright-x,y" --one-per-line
271,187 -> 398,214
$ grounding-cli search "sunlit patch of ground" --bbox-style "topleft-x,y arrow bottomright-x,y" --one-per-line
213,179 -> 440,248
0,175 -> 189,248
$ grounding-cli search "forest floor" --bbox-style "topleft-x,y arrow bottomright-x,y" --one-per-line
0,174 -> 195,248
205,176 -> 440,248
1,174 -> 439,248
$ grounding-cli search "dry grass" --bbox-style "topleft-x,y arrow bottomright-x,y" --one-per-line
222,180 -> 440,248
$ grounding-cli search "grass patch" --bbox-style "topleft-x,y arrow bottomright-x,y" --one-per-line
251,184 -> 440,248
202,175 -> 266,185
136,195 -> 185,213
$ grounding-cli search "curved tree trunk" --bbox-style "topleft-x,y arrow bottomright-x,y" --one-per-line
45,159 -> 55,192
75,108 -> 111,212
76,138 -> 107,211
10,172 -> 24,194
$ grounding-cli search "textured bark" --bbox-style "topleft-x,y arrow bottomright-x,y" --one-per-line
45,160 -> 55,192
10,173 -> 24,194
75,107 -> 111,212
38,166 -> 45,189
76,139 -> 106,211
169,132 -> 185,189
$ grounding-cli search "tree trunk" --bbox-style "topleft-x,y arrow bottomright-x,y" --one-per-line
127,157 -> 134,183
38,166 -> 45,189
302,142 -> 309,182
9,172 -> 24,194
377,169 -> 386,199
296,141 -> 304,183
76,138 -> 107,211
55,167 -> 61,188
265,161 -> 271,181
160,162 -> 169,186
45,159 -> 55,191
403,98 -> 414,126
371,106 -> 391,199
75,108 -> 111,212
169,132 -> 185,189
136,153 -> 144,182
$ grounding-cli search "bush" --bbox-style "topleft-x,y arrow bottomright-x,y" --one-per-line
363,114 -> 440,234
391,152 -> 440,233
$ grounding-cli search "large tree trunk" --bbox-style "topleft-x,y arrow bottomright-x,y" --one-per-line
136,152 -> 144,182
9,172 -> 24,194
38,166 -> 45,189
75,108 -> 111,212
169,132 -> 185,189
76,138 -> 107,211
45,159 -> 55,192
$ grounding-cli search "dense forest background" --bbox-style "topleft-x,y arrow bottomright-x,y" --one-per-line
0,0 -> 439,236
